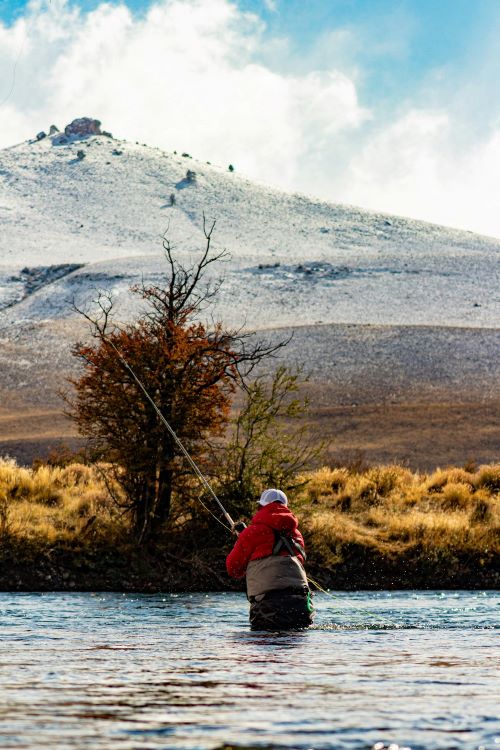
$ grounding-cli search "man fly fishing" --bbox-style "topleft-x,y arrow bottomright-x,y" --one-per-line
226,488 -> 314,631
106,344 -> 313,631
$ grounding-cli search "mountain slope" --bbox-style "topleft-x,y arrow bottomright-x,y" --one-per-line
0,126 -> 499,467
1,130 -> 499,330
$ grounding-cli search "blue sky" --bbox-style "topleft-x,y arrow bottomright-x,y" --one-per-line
1,0 -> 500,235
2,0 -> 497,102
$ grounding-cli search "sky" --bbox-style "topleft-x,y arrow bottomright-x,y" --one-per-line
1,0 -> 500,237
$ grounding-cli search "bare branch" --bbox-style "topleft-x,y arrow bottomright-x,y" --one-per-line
68,217 -> 292,542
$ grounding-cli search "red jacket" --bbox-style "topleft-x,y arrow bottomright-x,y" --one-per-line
226,502 -> 305,579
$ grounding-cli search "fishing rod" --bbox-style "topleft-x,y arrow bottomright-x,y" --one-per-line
106,339 -> 397,626
106,338 -> 235,530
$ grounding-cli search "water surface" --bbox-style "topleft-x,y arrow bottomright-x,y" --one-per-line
0,591 -> 498,750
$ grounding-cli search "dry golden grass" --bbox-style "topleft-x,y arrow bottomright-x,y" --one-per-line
0,458 -> 125,544
0,459 -> 498,570
294,463 -> 500,565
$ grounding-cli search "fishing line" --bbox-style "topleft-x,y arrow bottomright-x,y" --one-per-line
0,49 -> 21,107
307,574 -> 397,626
0,40 -> 23,108
106,338 -> 397,625
194,490 -> 233,532
106,337 -> 235,529
0,0 -> 57,107
0,6 -> 30,109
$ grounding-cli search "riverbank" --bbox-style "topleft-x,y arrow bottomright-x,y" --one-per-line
0,459 -> 498,590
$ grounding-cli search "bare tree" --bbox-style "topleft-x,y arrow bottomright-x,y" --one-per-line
68,218 -> 287,541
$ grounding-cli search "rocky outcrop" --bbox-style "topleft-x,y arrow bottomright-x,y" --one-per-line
50,118 -> 109,145
64,118 -> 102,137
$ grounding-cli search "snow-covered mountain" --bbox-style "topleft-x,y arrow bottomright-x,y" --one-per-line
1,122 -> 499,331
1,120 -> 499,466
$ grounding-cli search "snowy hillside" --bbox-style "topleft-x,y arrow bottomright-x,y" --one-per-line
1,123 -> 499,331
1,120 -> 499,467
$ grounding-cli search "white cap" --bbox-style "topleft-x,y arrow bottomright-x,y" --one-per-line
258,488 -> 288,506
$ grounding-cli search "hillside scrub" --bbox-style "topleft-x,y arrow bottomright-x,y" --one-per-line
0,458 -> 498,590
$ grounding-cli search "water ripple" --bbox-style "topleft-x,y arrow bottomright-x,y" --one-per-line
0,591 -> 498,749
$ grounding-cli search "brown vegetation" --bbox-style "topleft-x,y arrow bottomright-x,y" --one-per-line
294,464 -> 499,588
0,458 -> 124,544
68,221 -> 285,540
0,458 -> 498,590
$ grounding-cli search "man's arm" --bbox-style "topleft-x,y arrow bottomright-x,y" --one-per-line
226,525 -> 256,578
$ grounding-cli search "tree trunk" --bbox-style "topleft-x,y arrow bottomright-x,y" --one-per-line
151,467 -> 173,535
135,477 -> 156,542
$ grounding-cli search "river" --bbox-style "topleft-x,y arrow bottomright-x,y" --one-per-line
0,591 -> 498,750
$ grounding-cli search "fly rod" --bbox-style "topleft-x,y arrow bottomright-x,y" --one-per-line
107,340 -> 396,623
106,338 -> 235,530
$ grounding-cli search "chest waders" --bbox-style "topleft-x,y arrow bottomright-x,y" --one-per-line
248,530 -> 314,630
272,531 -> 314,616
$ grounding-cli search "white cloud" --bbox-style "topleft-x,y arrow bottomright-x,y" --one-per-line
0,0 -> 367,190
339,110 -> 500,237
343,110 -> 451,216
1,0 -> 499,237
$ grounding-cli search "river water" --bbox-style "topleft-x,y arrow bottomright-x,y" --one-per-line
0,591 -> 498,750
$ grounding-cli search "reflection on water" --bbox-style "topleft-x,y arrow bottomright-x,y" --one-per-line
0,591 -> 498,749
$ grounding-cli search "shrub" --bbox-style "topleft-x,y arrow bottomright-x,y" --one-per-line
365,465 -> 412,497
295,467 -> 347,504
474,465 -> 500,493
59,463 -> 95,488
440,482 -> 474,510
216,367 -> 324,518
425,467 -> 474,493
